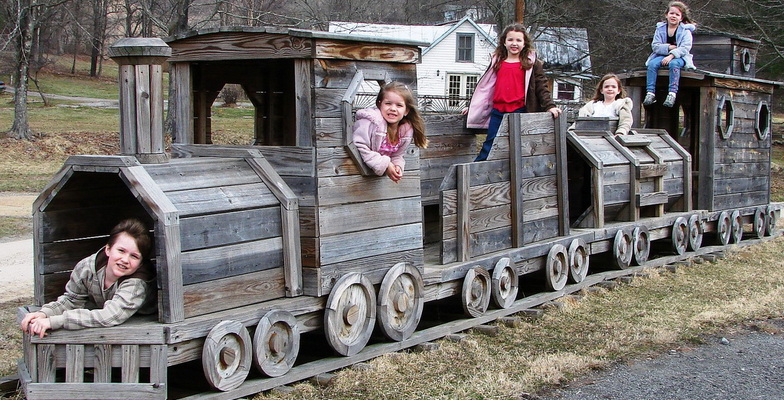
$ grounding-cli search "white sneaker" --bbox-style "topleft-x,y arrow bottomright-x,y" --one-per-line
643,92 -> 656,106
663,92 -> 677,107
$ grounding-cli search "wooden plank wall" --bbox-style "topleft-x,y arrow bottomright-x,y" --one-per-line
303,59 -> 424,296
692,35 -> 758,77
420,114 -> 478,205
144,157 -> 288,318
439,113 -> 564,264
711,87 -> 772,211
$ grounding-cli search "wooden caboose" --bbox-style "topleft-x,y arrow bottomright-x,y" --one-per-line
621,32 -> 782,243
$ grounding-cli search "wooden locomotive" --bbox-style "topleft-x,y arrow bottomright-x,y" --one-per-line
16,28 -> 781,399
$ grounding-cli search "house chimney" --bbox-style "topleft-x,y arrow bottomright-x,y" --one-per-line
108,38 -> 171,164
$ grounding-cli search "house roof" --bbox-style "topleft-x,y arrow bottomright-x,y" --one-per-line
329,16 -> 496,55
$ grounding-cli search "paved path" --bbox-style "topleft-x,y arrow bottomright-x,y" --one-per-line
539,319 -> 784,400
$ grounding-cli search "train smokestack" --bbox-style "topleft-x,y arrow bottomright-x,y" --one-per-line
108,38 -> 171,164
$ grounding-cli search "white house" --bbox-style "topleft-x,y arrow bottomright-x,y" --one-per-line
330,18 -> 592,115
330,16 -> 497,112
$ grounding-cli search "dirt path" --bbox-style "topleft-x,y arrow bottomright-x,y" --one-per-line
0,193 -> 35,302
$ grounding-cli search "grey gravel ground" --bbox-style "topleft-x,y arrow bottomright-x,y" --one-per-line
538,318 -> 784,400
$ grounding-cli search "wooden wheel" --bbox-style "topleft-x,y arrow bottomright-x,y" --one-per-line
377,263 -> 424,341
632,226 -> 650,265
730,210 -> 743,244
687,214 -> 704,251
462,266 -> 491,317
766,205 -> 778,236
753,207 -> 766,239
671,217 -> 688,255
612,229 -> 633,270
324,273 -> 376,357
716,211 -> 731,246
202,320 -> 252,391
491,258 -> 519,309
546,244 -> 569,291
252,310 -> 300,377
567,239 -> 589,283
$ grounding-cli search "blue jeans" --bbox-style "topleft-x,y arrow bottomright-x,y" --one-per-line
475,107 -> 526,161
646,56 -> 685,94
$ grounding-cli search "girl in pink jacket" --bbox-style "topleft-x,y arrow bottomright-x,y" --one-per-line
353,82 -> 428,183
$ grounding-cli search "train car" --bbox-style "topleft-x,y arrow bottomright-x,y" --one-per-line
15,29 -> 781,400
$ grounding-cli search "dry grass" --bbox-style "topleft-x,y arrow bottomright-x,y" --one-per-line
256,238 -> 784,400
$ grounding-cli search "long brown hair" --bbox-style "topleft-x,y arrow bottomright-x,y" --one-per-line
591,74 -> 627,102
493,24 -> 535,71
667,1 -> 696,25
375,82 -> 428,148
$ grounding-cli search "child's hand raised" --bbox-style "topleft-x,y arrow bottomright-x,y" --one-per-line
386,163 -> 403,183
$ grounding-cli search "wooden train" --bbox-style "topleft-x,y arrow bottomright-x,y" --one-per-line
16,28 -> 782,399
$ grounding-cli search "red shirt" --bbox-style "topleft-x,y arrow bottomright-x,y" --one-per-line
492,61 -> 526,112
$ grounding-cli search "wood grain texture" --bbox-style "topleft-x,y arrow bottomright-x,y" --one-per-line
183,269 -> 286,318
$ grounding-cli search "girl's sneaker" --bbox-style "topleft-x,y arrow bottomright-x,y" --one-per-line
643,92 -> 656,105
663,92 -> 677,107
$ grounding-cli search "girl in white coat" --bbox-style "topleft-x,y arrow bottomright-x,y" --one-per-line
578,74 -> 633,135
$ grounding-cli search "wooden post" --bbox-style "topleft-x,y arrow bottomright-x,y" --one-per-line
108,38 -> 172,164
515,0 -> 525,24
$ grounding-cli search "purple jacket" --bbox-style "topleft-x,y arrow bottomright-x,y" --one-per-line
466,52 -> 555,129
352,107 -> 414,176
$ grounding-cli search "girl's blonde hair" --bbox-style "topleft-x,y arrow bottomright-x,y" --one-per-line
493,24 -> 535,71
375,82 -> 428,148
591,74 -> 627,102
667,1 -> 696,25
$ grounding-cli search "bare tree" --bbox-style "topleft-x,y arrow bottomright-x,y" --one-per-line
1,0 -> 71,140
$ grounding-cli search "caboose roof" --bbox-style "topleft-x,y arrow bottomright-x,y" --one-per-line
618,69 -> 783,88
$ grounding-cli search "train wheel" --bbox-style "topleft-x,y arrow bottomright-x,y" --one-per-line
377,263 -> 424,341
730,210 -> 743,244
567,239 -> 589,283
491,258 -> 519,309
202,320 -> 252,391
324,273 -> 376,357
612,229 -> 633,270
671,217 -> 688,255
632,226 -> 650,265
766,205 -> 778,236
546,244 -> 569,291
753,207 -> 766,239
687,214 -> 704,251
462,266 -> 491,317
252,310 -> 300,377
716,211 -> 731,246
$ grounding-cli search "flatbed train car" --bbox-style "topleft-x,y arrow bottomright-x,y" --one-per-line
16,28 -> 782,399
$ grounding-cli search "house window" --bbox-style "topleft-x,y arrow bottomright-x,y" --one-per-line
456,33 -> 474,62
448,74 -> 478,108
556,81 -> 577,100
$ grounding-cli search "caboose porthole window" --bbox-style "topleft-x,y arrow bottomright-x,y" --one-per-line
741,48 -> 752,73
755,101 -> 771,140
717,96 -> 735,140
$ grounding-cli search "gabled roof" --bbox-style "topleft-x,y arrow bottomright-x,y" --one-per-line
329,16 -> 496,56
423,16 -> 496,56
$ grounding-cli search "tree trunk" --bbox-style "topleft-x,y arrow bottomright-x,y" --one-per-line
7,1 -> 36,140
89,0 -> 106,77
